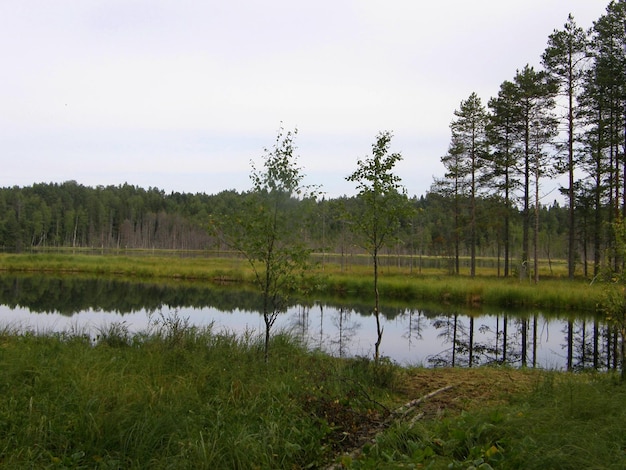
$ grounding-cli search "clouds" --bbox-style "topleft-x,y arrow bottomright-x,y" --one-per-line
0,1 -> 610,197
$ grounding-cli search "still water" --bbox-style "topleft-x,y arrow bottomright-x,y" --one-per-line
0,275 -> 611,370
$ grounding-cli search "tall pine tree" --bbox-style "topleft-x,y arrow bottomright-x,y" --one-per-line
487,80 -> 522,277
445,92 -> 489,277
542,13 -> 589,278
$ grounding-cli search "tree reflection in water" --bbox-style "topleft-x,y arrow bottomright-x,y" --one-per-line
0,275 -> 617,371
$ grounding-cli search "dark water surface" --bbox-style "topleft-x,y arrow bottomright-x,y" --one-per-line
0,275 -> 611,370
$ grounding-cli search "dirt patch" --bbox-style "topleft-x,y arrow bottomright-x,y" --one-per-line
394,367 -> 542,418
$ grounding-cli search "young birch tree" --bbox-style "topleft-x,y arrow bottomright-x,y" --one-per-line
212,126 -> 316,363
603,218 -> 626,380
346,131 -> 413,364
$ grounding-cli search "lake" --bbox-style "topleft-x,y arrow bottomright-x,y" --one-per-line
0,275 -> 612,370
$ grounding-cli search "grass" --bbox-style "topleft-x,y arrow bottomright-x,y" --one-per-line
350,370 -> 626,469
0,252 -> 610,312
321,268 -> 603,312
0,252 -> 248,281
0,318 -> 398,469
0,321 -> 625,468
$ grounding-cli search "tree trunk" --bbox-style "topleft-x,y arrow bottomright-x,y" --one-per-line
373,251 -> 383,365
567,80 -> 576,278
534,163 -> 540,284
264,313 -> 271,364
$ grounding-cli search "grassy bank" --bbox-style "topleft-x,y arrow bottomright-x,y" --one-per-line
0,252 -> 246,281
323,269 -> 603,312
352,367 -> 626,469
0,320 -> 395,469
0,322 -> 624,468
0,252 -> 607,311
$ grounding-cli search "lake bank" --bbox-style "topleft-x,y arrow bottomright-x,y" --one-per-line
0,327 -> 623,468
0,252 -> 607,311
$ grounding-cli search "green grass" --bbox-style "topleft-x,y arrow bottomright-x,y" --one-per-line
0,252 -> 622,467
0,322 -> 625,468
324,271 -> 603,312
0,252 -> 248,281
0,319 -> 398,469
349,371 -> 626,469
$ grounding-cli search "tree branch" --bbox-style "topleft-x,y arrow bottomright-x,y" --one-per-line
326,384 -> 456,469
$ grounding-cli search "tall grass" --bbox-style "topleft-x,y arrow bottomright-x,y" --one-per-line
326,273 -> 603,312
0,317 -> 396,469
0,253 -> 249,282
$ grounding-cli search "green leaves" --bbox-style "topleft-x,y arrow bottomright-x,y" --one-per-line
213,125 -> 316,361
345,131 -> 412,254
251,126 -> 302,196
347,131 -> 404,197
345,131 -> 413,363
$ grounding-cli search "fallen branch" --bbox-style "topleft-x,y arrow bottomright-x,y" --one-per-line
393,384 -> 456,419
407,411 -> 425,428
326,384 -> 456,469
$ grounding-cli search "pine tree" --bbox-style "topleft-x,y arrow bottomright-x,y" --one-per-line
583,1 -> 626,271
513,65 -> 559,282
542,13 -> 589,278
487,80 -> 522,277
446,92 -> 489,277
437,137 -> 468,274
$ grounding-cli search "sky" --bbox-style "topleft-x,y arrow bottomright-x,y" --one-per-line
0,1 -> 611,199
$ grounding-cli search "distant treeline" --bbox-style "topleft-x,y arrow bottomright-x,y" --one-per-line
0,181 -> 580,273
0,181 -> 213,251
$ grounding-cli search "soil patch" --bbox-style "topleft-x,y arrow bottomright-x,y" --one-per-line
395,367 -> 542,418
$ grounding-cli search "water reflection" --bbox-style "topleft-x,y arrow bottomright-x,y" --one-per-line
0,275 -> 615,371
0,274 -> 265,314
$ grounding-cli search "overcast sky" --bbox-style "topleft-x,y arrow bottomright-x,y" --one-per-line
0,1 -> 610,199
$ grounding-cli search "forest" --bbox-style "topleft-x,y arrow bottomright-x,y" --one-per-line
436,1 -> 626,280
0,181 -> 570,272
2,1 -> 626,281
